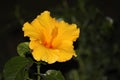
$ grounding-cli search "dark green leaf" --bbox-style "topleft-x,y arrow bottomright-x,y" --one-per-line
17,42 -> 30,57
3,56 -> 33,80
44,70 -> 65,80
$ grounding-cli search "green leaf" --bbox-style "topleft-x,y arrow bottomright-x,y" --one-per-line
3,56 -> 33,80
44,70 -> 65,80
17,42 -> 30,57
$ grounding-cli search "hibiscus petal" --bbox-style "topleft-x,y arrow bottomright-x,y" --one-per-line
37,11 -> 56,29
23,22 -> 40,40
36,11 -> 57,43
57,21 -> 80,41
56,40 -> 77,62
32,45 -> 59,64
31,19 -> 46,42
52,21 -> 80,48
57,50 -> 75,62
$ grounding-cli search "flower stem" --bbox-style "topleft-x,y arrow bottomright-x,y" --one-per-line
37,62 -> 41,80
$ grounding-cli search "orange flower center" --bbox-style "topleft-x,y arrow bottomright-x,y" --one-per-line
42,27 -> 58,49
43,41 -> 53,48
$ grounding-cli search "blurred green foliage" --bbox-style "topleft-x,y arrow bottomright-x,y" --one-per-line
0,0 -> 120,80
3,56 -> 33,80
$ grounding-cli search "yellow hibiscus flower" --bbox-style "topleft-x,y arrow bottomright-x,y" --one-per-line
22,11 -> 80,64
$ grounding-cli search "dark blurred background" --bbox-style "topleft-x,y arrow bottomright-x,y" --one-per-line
0,0 -> 120,80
